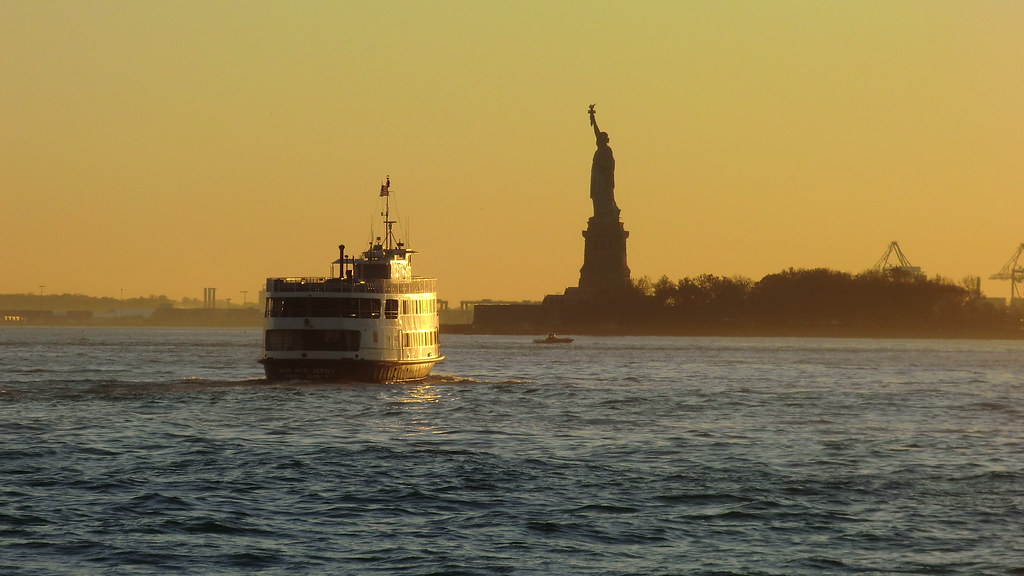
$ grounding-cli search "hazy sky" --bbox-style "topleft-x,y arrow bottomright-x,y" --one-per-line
4,1 -> 1023,305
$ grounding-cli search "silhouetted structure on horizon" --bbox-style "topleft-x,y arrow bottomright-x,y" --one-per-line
990,242 -> 1024,303
475,105 -> 634,332
560,104 -> 631,303
469,108 -> 1024,337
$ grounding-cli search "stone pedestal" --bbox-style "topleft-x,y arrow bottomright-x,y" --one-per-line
577,218 -> 630,298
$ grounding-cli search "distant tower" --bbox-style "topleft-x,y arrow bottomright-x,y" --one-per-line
203,287 -> 217,309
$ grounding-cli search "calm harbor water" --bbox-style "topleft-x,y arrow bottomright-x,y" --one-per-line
1,327 -> 1021,575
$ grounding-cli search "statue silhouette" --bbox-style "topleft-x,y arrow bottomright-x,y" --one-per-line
588,104 -> 620,221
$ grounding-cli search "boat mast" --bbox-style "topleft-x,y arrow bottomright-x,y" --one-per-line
380,175 -> 397,250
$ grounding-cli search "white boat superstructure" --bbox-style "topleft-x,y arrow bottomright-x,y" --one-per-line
259,178 -> 444,382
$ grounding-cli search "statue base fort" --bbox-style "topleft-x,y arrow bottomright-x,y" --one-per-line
473,218 -> 634,334
573,218 -> 631,300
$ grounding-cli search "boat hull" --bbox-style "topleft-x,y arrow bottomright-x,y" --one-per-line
260,356 -> 443,383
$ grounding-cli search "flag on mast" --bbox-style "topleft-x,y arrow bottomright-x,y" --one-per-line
380,176 -> 390,197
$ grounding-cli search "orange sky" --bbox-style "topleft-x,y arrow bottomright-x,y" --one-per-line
3,1 -> 1023,305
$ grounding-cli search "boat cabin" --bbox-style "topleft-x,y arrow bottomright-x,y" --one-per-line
335,240 -> 415,282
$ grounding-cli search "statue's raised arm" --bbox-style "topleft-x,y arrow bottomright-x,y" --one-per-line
589,104 -> 601,138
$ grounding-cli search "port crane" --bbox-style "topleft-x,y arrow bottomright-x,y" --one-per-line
874,241 -> 922,276
989,243 -> 1024,302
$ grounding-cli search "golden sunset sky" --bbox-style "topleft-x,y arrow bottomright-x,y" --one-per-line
3,1 -> 1023,305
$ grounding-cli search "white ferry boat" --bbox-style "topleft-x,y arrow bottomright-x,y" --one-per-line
259,178 -> 444,382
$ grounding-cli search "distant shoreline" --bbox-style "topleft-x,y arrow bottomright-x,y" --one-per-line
439,323 -> 1024,340
0,308 -> 261,328
2,321 -> 1021,340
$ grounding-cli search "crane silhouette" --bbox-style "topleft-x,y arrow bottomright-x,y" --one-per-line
874,241 -> 921,276
989,243 -> 1024,302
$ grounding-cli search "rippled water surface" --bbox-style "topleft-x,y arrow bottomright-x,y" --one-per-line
2,328 -> 1022,575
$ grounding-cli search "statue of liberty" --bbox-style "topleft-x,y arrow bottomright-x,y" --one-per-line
588,104 -> 620,221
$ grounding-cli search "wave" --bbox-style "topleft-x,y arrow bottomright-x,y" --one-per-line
426,373 -> 533,386
16,374 -> 539,397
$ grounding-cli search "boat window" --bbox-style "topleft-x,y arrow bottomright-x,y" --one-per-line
309,298 -> 342,317
359,298 -> 381,319
267,297 -> 311,317
340,298 -> 359,318
357,263 -> 391,279
268,297 -> 381,319
385,299 -> 399,319
400,329 -> 438,349
265,329 -> 361,351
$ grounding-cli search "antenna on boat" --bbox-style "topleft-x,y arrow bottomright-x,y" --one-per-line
380,175 -> 398,250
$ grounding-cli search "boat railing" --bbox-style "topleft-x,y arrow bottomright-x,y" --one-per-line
267,277 -> 437,295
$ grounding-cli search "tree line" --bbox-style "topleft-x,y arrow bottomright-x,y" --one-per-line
0,293 -> 195,312
625,268 -> 1022,338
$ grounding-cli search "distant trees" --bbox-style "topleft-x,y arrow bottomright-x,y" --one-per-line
629,268 -> 1021,337
0,293 -> 175,312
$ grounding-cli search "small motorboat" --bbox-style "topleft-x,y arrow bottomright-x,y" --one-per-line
533,333 -> 574,344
